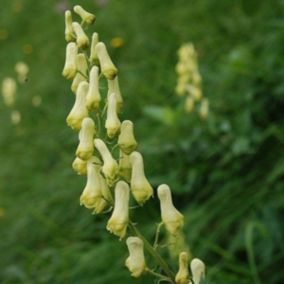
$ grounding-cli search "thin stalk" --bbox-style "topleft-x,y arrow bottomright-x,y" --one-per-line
129,221 -> 175,282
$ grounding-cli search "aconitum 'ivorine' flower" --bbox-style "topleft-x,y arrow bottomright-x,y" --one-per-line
72,157 -> 87,175
66,81 -> 89,130
64,10 -> 75,42
86,66 -> 101,111
118,150 -> 131,182
175,252 -> 190,284
125,237 -> 146,277
71,53 -> 88,93
157,184 -> 184,235
76,117 -> 96,160
95,42 -> 118,79
62,42 -> 77,79
129,151 -> 153,205
190,258 -> 205,284
118,120 -> 137,154
107,181 -> 130,239
73,5 -> 96,25
107,76 -> 123,111
105,93 -> 121,138
72,22 -> 89,48
89,32 -> 99,65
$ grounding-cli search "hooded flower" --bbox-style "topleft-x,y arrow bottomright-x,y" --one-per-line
175,252 -> 190,284
64,10 -> 75,42
86,66 -> 101,111
106,181 -> 130,238
129,151 -> 153,205
118,120 -> 137,154
105,92 -> 121,138
72,22 -> 89,48
74,5 -> 96,25
89,32 -> 99,65
62,42 -> 77,79
71,53 -> 88,93
190,258 -> 205,284
157,184 -> 184,235
125,237 -> 146,277
107,76 -> 123,111
118,150 -> 131,182
72,157 -> 87,175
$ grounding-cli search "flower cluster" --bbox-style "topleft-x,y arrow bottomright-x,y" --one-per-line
63,5 -> 205,283
175,43 -> 209,119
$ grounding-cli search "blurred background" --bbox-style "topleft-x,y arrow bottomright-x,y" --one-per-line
0,0 -> 284,283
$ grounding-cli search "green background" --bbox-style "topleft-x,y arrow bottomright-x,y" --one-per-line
0,0 -> 283,283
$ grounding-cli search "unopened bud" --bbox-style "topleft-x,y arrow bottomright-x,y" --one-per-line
86,66 -> 101,111
89,32 -> 99,65
125,237 -> 146,277
62,42 -> 77,79
71,53 -> 88,93
76,117 -> 96,160
190,258 -> 205,284
72,22 -> 89,48
157,184 -> 184,235
95,42 -> 118,79
118,120 -> 137,154
105,93 -> 121,138
94,138 -> 118,184
175,252 -> 190,284
72,157 -> 87,175
74,5 -> 96,25
107,181 -> 130,239
64,10 -> 75,42
118,150 -> 131,181
129,151 -> 153,205
66,81 -> 89,130
107,76 -> 123,111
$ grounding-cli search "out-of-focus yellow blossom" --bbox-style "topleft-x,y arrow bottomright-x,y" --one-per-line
199,98 -> 209,119
15,61 -> 29,83
2,78 -> 17,106
125,237 -> 146,277
23,44 -> 33,54
10,110 -> 21,125
111,37 -> 124,49
32,95 -> 42,107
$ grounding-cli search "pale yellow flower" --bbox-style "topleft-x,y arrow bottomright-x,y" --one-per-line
175,252 -> 190,284
74,5 -> 96,25
125,237 -> 146,277
72,22 -> 89,48
64,10 -> 75,42
118,120 -> 137,154
10,110 -> 21,125
71,53 -> 88,93
62,42 -> 78,79
157,184 -> 184,235
2,77 -> 17,106
105,93 -> 121,138
184,96 -> 194,113
86,66 -> 101,111
15,61 -> 29,83
110,37 -> 124,49
190,258 -> 205,284
118,150 -> 131,182
72,157 -> 87,175
107,76 -> 123,111
89,32 -> 99,65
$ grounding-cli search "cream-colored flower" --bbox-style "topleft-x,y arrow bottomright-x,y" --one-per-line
66,81 -> 89,130
118,150 -> 131,182
190,258 -> 205,284
80,158 -> 108,213
107,76 -> 123,111
2,77 -> 17,106
76,117 -> 96,160
72,157 -> 87,175
184,96 -> 194,113
157,184 -> 184,235
118,120 -> 137,154
129,151 -> 153,205
199,98 -> 209,119
106,181 -> 130,239
10,110 -> 21,125
71,53 -> 88,93
105,93 -> 121,138
72,22 -> 89,48
64,10 -> 75,42
74,5 -> 96,25
95,42 -> 118,79
175,252 -> 190,284
15,61 -> 29,83
86,66 -> 101,111
89,32 -> 99,65
125,237 -> 146,277
62,42 -> 77,79
94,138 -> 118,184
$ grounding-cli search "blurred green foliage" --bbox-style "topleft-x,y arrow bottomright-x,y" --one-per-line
0,0 -> 283,283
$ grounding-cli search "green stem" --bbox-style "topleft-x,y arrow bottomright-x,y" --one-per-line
145,268 -> 173,283
129,221 -> 175,282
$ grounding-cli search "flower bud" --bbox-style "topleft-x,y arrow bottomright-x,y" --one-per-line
118,150 -> 131,181
72,22 -> 89,48
1,78 -> 17,106
66,81 -> 89,130
86,66 -> 101,111
184,95 -> 194,113
190,258 -> 205,284
157,184 -> 184,235
76,117 -> 96,160
118,120 -> 137,154
80,158 -> 108,213
129,152 -> 153,205
62,42 -> 78,79
95,42 -> 118,79
89,32 -> 99,65
72,157 -> 87,175
175,252 -> 190,284
94,138 -> 118,184
74,5 -> 96,25
199,98 -> 209,119
125,237 -> 146,277
105,93 -> 121,138
71,53 -> 88,93
106,181 -> 130,239
64,10 -> 75,42
107,76 -> 123,111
